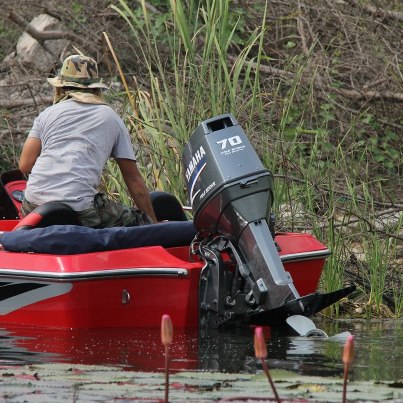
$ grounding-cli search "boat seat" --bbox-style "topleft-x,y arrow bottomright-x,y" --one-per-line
11,191 -> 187,231
13,201 -> 81,231
150,190 -> 188,221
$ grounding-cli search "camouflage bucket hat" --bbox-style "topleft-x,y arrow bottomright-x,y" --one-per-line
47,54 -> 108,89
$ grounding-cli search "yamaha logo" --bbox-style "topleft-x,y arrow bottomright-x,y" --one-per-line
185,146 -> 206,182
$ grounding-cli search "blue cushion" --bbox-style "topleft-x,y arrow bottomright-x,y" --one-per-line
0,221 -> 197,255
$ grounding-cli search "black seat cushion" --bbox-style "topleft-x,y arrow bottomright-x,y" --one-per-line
150,191 -> 188,221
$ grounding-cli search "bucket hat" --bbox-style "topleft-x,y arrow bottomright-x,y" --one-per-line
47,54 -> 108,89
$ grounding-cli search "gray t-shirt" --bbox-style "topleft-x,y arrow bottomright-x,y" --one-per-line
24,99 -> 136,211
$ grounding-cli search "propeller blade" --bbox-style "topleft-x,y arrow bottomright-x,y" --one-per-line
286,315 -> 317,336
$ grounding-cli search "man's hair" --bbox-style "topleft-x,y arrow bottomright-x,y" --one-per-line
60,86 -> 101,95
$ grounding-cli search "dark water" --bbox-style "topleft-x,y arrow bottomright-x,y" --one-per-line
0,318 -> 401,381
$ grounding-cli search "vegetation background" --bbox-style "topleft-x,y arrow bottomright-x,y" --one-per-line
0,0 -> 402,318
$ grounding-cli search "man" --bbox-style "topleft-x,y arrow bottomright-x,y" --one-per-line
19,54 -> 157,228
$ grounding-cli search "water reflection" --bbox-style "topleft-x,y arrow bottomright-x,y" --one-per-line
0,318 -> 401,381
198,326 -> 346,377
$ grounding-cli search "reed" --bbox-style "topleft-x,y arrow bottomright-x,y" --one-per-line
392,285 -> 402,321
363,233 -> 400,317
363,235 -> 388,317
391,216 -> 402,317
110,0 -> 268,201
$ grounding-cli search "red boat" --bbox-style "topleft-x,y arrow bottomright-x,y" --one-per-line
0,114 -> 353,330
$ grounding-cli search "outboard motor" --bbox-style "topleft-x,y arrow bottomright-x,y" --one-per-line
183,114 -> 354,328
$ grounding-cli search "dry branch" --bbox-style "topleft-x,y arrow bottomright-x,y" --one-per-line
8,11 -> 87,47
273,173 -> 403,210
323,206 -> 403,241
0,97 -> 53,109
230,56 -> 403,103
334,88 -> 403,102
346,0 -> 403,22
0,129 -> 30,137
0,80 -> 43,87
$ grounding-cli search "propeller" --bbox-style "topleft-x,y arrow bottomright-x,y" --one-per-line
286,314 -> 351,341
286,315 -> 326,337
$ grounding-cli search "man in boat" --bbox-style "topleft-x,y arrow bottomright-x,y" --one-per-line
18,54 -> 157,228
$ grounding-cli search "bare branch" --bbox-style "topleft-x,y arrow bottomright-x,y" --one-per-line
346,0 -> 403,23
231,57 -> 403,102
0,97 -> 53,109
334,87 -> 403,102
8,11 -> 87,47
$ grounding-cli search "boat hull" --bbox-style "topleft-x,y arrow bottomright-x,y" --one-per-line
0,233 -> 329,329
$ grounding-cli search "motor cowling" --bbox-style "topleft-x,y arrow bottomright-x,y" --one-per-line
183,114 -> 300,324
183,114 -> 273,241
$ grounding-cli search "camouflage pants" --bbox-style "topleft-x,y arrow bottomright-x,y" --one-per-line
21,193 -> 153,228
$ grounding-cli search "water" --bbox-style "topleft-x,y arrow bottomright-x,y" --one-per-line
0,319 -> 401,381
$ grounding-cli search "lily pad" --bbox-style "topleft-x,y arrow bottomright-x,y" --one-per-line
1,363 -> 401,402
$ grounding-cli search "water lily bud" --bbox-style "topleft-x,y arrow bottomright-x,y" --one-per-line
161,314 -> 173,346
343,335 -> 355,365
254,326 -> 268,359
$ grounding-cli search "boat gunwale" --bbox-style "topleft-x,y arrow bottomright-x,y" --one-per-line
280,248 -> 330,262
0,267 -> 192,282
0,249 -> 330,281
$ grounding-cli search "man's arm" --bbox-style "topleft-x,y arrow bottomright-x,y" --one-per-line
116,158 -> 157,223
19,137 -> 42,174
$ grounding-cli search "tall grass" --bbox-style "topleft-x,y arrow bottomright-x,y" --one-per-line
109,0 -> 268,202
363,235 -> 390,317
107,0 -> 401,318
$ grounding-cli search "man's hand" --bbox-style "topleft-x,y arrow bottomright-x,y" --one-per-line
117,158 -> 157,223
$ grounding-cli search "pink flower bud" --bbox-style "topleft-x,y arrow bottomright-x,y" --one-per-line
343,335 -> 355,365
161,314 -> 173,346
254,326 -> 268,359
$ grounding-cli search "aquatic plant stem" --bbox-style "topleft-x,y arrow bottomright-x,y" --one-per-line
261,358 -> 281,403
254,327 -> 281,402
342,335 -> 355,403
342,363 -> 349,403
161,314 -> 173,403
164,344 -> 170,403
